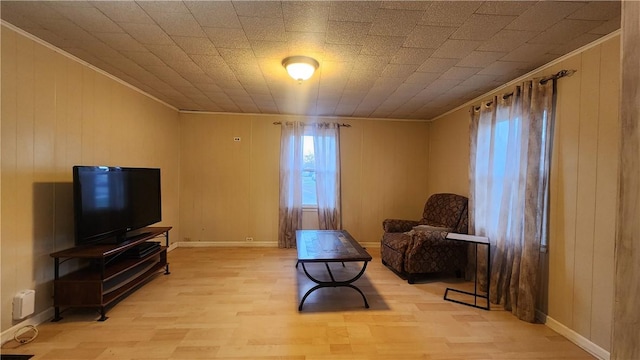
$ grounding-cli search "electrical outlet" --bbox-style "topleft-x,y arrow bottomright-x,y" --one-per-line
234,137 -> 241,142
245,237 -> 254,242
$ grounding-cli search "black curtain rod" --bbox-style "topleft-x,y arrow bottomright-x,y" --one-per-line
273,121 -> 351,128
473,69 -> 577,111
539,69 -> 577,84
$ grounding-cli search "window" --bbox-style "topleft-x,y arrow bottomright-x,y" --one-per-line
475,117 -> 518,234
302,135 -> 317,206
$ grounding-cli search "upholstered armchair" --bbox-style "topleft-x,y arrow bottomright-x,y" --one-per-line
380,193 -> 469,284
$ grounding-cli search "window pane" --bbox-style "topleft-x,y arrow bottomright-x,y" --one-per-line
302,136 -> 317,206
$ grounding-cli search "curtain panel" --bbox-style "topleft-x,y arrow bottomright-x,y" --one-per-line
313,123 -> 342,230
469,79 -> 555,322
278,122 -> 304,248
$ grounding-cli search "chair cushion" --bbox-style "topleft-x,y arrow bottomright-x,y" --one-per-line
453,205 -> 469,234
421,193 -> 468,229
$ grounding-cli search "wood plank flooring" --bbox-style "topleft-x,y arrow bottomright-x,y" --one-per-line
1,247 -> 595,359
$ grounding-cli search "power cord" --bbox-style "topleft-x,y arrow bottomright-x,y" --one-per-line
13,324 -> 38,345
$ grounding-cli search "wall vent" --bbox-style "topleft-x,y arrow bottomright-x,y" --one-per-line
13,289 -> 35,320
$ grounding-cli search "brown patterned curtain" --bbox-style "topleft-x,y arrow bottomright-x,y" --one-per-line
469,79 -> 555,322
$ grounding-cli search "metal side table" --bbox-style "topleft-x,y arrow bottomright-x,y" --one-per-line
444,233 -> 490,310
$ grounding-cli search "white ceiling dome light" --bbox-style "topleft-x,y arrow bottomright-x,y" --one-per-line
282,56 -> 319,83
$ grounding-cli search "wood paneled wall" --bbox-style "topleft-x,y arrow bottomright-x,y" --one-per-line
550,36 -> 619,353
0,26 -> 181,332
425,111 -> 470,197
179,113 -> 280,245
342,119 -> 430,244
426,35 -> 620,352
179,113 -> 430,246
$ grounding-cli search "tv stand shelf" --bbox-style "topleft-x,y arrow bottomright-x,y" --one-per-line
50,226 -> 172,321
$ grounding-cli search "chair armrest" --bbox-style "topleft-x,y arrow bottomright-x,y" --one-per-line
409,229 -> 451,247
407,230 -> 469,260
404,230 -> 468,274
382,219 -> 419,233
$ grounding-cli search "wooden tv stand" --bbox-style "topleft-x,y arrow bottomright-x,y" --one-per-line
50,226 -> 171,321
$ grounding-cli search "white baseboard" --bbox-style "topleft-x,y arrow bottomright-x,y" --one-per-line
1,307 -> 54,346
360,242 -> 380,249
176,241 -> 381,249
177,241 -> 278,248
544,315 -> 610,360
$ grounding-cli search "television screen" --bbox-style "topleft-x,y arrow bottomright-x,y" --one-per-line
73,166 -> 161,245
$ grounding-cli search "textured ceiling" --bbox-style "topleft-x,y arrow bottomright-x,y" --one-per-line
1,1 -> 621,120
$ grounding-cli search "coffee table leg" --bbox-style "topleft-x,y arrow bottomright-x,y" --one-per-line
298,261 -> 370,310
299,284 -> 321,311
345,284 -> 369,308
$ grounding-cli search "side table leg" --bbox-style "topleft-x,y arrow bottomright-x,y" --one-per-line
51,307 -> 62,322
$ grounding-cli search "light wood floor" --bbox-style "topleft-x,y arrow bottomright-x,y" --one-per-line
2,247 -> 595,360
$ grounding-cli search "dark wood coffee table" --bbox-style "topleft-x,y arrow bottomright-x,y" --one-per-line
296,230 -> 372,310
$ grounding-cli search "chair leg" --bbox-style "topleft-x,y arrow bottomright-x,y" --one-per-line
407,274 -> 415,284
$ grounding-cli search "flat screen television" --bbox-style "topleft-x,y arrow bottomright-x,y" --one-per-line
73,166 -> 162,245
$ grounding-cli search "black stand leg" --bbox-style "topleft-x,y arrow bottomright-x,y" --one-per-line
98,307 -> 108,321
52,257 -> 62,321
51,307 -> 62,322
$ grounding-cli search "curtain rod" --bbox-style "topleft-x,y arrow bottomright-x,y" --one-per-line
473,69 -> 577,111
272,121 -> 351,127
539,69 -> 577,84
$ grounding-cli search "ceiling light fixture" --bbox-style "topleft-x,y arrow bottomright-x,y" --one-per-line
282,56 -> 319,83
